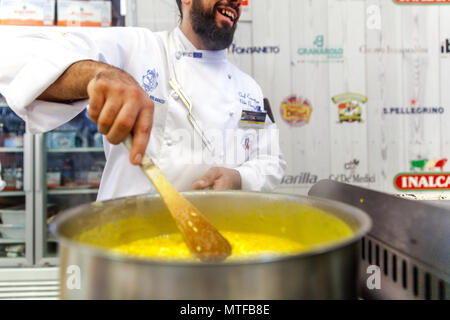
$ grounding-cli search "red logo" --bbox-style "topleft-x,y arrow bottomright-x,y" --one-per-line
394,174 -> 450,191
243,137 -> 250,150
280,95 -> 313,127
393,0 -> 450,3
394,158 -> 450,191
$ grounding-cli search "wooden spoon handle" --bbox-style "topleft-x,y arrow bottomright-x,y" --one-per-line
122,134 -> 232,261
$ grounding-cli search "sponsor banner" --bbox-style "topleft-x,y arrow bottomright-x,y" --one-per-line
441,39 -> 450,57
330,173 -> 375,184
394,158 -> 449,191
296,35 -> 344,64
359,45 -> 428,55
0,0 -> 55,26
280,95 -> 312,127
332,93 -> 367,124
393,0 -> 450,4
280,173 -> 318,186
57,0 -> 111,27
228,44 -> 280,55
330,159 -> 376,184
394,173 -> 450,191
383,99 -> 444,115
240,0 -> 251,21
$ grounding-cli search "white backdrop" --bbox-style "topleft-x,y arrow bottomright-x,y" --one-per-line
134,0 -> 450,196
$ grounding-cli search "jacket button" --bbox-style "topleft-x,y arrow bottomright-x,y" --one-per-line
171,90 -> 179,100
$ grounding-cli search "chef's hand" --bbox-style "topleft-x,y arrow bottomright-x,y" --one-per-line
87,67 -> 154,165
191,167 -> 242,191
38,60 -> 153,165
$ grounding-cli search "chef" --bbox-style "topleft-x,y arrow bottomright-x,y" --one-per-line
0,0 -> 286,201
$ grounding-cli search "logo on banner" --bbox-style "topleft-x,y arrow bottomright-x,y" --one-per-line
383,99 -> 444,115
281,173 -> 318,186
360,45 -> 427,55
393,0 -> 450,4
345,159 -> 360,170
330,159 -> 375,184
228,44 -> 280,55
332,93 -> 367,123
441,39 -> 450,56
394,158 -> 450,191
367,5 -> 381,30
280,95 -> 312,127
296,35 -> 344,63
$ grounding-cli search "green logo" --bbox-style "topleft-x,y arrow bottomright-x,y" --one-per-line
313,35 -> 324,48
297,35 -> 344,60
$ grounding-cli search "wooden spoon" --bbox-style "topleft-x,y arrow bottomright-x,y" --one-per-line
123,135 -> 232,262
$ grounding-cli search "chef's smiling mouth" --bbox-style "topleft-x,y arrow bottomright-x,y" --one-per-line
216,5 -> 239,24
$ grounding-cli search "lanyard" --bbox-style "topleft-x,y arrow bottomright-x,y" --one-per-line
166,31 -> 214,153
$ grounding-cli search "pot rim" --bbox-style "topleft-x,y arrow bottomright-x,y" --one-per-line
52,191 -> 372,267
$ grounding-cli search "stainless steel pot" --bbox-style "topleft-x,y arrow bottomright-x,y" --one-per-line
53,191 -> 371,299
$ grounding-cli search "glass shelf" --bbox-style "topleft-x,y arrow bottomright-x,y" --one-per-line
47,188 -> 99,195
0,238 -> 25,244
0,191 -> 25,197
47,147 -> 103,153
0,147 -> 24,153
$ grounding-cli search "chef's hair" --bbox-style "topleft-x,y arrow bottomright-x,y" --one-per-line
176,0 -> 182,18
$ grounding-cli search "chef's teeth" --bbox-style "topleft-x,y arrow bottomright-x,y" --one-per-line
219,8 -> 235,21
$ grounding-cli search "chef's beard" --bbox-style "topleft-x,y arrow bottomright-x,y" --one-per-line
190,0 -> 238,50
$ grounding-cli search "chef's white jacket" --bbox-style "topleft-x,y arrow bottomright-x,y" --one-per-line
0,26 -> 286,201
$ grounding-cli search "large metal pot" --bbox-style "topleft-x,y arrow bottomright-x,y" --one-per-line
53,191 -> 371,299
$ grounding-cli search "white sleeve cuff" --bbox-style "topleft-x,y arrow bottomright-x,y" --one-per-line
2,53 -> 91,133
235,165 -> 262,191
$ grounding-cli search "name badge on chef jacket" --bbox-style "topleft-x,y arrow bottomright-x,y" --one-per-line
239,110 -> 267,129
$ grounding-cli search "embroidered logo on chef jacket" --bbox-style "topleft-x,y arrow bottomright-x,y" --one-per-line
142,69 -> 159,92
183,51 -> 203,59
241,133 -> 255,162
243,136 -> 250,151
141,69 -> 166,104
175,51 -> 204,60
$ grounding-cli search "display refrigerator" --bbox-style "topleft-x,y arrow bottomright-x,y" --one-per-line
0,94 -> 105,267
34,109 -> 105,266
0,0 -> 131,268
0,95 -> 34,266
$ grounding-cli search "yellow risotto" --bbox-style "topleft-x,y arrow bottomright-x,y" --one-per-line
113,231 -> 308,261
76,204 -> 354,262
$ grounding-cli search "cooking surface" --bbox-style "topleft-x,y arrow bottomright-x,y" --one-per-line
309,180 -> 450,300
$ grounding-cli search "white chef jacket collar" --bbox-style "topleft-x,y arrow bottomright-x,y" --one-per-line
173,26 -> 228,61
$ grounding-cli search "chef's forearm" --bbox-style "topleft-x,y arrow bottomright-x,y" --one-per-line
38,60 -> 112,102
